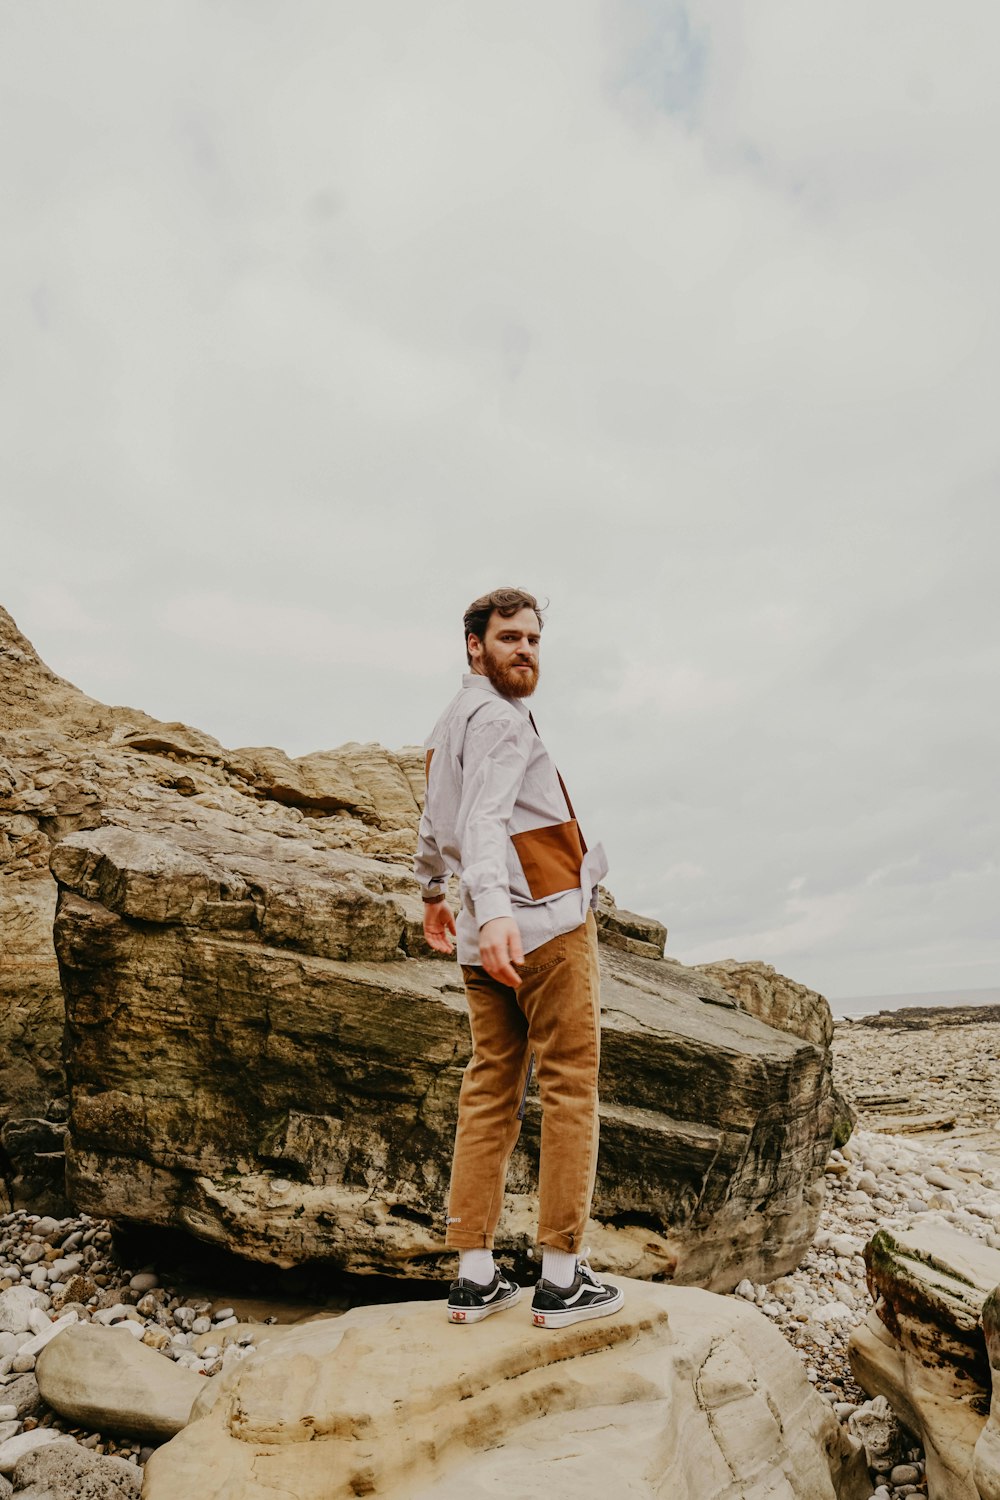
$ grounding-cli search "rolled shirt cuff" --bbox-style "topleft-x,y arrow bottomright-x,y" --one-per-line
474,887 -> 514,927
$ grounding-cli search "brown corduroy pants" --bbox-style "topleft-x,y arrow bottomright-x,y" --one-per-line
444,911 -> 601,1254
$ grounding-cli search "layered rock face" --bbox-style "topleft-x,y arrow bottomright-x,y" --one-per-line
849,1224 -> 1000,1500
3,603 -> 838,1289
694,958 -> 834,1050
52,813 -> 833,1289
0,604 -> 425,1208
141,1280 -> 869,1500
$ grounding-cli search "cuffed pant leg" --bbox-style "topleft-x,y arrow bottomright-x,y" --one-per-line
519,912 -> 602,1254
444,965 -> 530,1250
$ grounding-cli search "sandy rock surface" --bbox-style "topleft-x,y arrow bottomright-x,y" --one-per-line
852,1225 -> 1000,1500
142,1280 -> 867,1500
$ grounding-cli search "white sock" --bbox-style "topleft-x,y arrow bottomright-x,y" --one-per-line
459,1249 -> 495,1285
541,1248 -> 577,1288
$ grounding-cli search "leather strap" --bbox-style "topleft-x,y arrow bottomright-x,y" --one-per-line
528,712 -> 588,855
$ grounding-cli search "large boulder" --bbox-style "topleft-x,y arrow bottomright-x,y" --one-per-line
143,1280 -> 868,1500
694,958 -> 834,1050
3,603 -> 839,1288
52,809 -> 835,1291
849,1224 -> 1000,1500
0,601 -> 425,1210
35,1322 -> 205,1441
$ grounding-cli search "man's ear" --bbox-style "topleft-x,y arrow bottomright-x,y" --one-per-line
467,632 -> 483,661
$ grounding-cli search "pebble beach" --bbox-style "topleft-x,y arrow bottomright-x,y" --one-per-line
3,1007 -> 1000,1496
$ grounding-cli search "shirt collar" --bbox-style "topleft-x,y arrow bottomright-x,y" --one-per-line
461,671 -> 531,717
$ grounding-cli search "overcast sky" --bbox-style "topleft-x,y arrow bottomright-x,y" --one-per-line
3,1 -> 998,1001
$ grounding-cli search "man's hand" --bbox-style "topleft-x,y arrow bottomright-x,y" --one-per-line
423,899 -> 456,954
478,916 -> 524,988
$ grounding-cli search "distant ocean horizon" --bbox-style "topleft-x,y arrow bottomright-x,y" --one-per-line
830,985 -> 1000,1021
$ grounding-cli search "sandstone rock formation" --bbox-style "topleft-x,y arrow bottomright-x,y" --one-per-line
975,1285 -> 1000,1500
0,603 -> 426,1208
52,807 -> 836,1289
3,603 -> 838,1289
142,1279 -> 869,1500
694,958 -> 834,1050
849,1224 -> 1000,1499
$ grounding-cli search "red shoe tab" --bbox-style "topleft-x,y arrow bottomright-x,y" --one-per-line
451,1310 -> 466,1322
532,1312 -> 546,1326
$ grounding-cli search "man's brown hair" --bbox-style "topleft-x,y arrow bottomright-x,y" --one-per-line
463,587 -> 544,665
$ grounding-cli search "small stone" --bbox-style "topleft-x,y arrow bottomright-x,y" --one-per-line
212,1306 -> 235,1321
19,1311 -> 79,1358
2,1373 -> 43,1421
11,1354 -> 35,1373
26,1308 -> 51,1336
734,1280 -> 755,1301
129,1272 -> 159,1293
191,1316 -> 211,1335
0,1288 -> 47,1336
113,1320 -> 147,1340
889,1464 -> 921,1486
0,1426 -> 75,1474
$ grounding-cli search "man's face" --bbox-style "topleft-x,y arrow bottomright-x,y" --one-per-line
469,606 -> 541,698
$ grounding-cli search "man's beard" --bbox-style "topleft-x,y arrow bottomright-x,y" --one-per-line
482,646 -> 539,699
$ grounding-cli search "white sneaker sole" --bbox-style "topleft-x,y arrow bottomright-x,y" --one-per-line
531,1286 -> 624,1328
447,1285 -> 521,1324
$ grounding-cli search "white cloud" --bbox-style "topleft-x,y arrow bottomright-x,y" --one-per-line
2,0 -> 998,999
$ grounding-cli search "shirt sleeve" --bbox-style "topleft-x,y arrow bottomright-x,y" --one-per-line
458,712 -> 533,927
413,804 -> 448,896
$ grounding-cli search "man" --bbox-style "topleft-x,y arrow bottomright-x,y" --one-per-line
414,586 -> 623,1328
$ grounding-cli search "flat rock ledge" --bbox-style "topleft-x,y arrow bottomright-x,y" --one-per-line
849,1224 -> 1000,1500
143,1279 -> 868,1500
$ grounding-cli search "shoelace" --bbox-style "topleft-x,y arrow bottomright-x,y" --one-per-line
576,1248 -> 600,1286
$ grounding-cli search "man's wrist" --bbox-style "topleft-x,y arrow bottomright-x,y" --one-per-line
422,891 -> 447,905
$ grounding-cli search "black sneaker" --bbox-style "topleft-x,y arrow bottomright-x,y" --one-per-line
447,1268 -> 521,1324
531,1254 -> 624,1328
